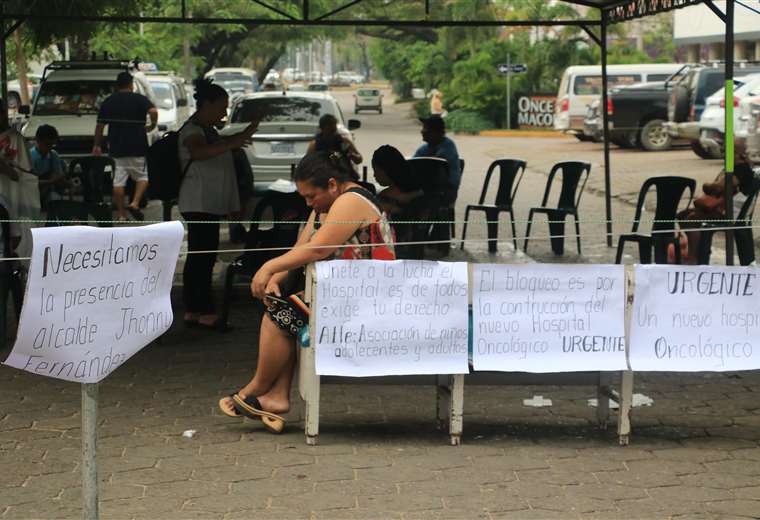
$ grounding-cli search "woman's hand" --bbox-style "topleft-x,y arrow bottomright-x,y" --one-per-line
264,277 -> 281,297
251,266 -> 274,300
228,132 -> 254,150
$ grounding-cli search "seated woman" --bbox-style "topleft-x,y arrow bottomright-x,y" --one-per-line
670,146 -> 758,264
218,151 -> 395,433
371,144 -> 423,216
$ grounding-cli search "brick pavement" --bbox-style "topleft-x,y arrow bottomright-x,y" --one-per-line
2,279 -> 760,519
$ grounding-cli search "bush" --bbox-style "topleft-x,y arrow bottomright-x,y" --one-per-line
414,99 -> 431,119
444,110 -> 492,134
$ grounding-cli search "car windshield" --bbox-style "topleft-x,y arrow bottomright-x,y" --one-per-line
218,79 -> 255,92
357,89 -> 379,96
231,97 -> 333,123
33,81 -> 115,116
149,82 -> 175,110
573,74 -> 641,95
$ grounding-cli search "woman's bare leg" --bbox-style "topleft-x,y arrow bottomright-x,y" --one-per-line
255,348 -> 297,414
220,313 -> 294,415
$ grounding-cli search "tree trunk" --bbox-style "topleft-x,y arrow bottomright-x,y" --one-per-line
359,39 -> 371,82
13,29 -> 30,105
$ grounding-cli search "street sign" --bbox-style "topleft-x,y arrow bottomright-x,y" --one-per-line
498,63 -> 527,74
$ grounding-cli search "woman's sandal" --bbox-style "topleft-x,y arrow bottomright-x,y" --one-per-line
232,394 -> 286,434
218,395 -> 242,418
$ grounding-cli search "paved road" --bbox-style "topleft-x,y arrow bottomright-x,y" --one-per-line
2,88 -> 760,520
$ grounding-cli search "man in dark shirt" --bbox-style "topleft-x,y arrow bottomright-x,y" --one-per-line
93,72 -> 158,221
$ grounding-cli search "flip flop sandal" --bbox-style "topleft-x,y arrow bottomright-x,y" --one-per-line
232,394 -> 286,434
127,207 -> 145,221
218,395 -> 241,418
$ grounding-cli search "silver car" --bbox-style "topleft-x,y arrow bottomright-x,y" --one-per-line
223,91 -> 361,191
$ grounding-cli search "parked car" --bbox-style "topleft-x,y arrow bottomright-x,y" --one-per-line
145,71 -> 192,132
287,82 -> 306,92
698,74 -> 760,158
222,91 -> 361,190
204,67 -> 259,96
21,60 -> 159,158
5,74 -> 42,111
745,99 -> 760,164
307,82 -> 329,92
666,62 -> 760,158
585,79 -> 679,151
353,88 -> 382,114
554,63 -> 683,140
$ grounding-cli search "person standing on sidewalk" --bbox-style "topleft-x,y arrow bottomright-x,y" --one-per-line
93,71 -> 158,221
179,78 -> 259,330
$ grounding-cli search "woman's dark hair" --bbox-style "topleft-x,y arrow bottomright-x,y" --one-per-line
372,145 -> 414,191
295,151 -> 355,189
193,78 -> 228,108
318,114 -> 338,131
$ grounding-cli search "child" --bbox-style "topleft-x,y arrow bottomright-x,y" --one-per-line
30,124 -> 67,208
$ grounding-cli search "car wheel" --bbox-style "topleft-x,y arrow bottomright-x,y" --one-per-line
640,119 -> 672,151
690,140 -> 722,159
610,133 -> 637,148
574,134 -> 593,142
378,107 -> 383,114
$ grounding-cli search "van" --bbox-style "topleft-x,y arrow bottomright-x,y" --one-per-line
22,60 -> 159,159
554,64 -> 684,140
204,68 -> 259,97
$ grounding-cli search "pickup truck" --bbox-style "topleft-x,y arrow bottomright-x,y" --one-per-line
583,81 -> 674,151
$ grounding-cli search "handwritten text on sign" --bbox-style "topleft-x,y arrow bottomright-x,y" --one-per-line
630,265 -> 760,372
4,222 -> 184,383
472,264 -> 626,372
315,260 -> 469,376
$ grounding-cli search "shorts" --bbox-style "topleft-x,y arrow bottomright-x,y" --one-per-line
112,157 -> 147,187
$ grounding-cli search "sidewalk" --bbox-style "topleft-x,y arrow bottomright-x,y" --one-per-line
2,244 -> 760,519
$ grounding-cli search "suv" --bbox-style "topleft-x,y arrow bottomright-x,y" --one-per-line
745,99 -> 760,165
145,71 -> 192,132
353,88 -> 383,114
21,60 -> 159,159
665,62 -> 760,158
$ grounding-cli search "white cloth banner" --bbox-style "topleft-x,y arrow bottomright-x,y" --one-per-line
472,264 -> 627,373
4,222 -> 184,383
315,260 -> 469,376
630,265 -> 760,372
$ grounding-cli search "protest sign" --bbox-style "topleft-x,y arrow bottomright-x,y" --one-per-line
630,265 -> 760,372
315,260 -> 469,377
4,222 -> 184,383
472,264 -> 626,373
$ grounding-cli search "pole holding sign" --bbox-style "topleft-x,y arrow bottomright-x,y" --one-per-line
498,57 -> 527,130
4,222 -> 183,520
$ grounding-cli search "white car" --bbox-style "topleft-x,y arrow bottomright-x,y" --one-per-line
287,83 -> 306,92
222,91 -> 361,191
146,72 -> 192,132
699,74 -> 760,157
353,88 -> 382,114
22,60 -> 159,158
307,82 -> 329,92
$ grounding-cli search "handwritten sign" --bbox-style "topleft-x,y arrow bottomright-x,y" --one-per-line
4,222 -> 183,383
315,260 -> 469,377
472,264 -> 626,373
630,265 -> 760,372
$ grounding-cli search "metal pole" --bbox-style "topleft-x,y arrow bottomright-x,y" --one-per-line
81,383 -> 99,520
506,53 -> 511,130
0,3 -> 8,106
724,0 -> 735,265
600,11 -> 613,247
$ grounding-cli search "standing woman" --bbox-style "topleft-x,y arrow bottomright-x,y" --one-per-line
179,79 -> 258,330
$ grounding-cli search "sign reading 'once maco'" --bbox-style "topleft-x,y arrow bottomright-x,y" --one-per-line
315,260 -> 469,377
630,265 -> 760,372
4,222 -> 183,383
472,264 -> 626,373
517,95 -> 556,128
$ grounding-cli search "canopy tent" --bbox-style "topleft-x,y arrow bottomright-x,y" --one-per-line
0,0 -> 741,263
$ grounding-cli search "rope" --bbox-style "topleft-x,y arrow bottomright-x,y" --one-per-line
1,222 -> 757,263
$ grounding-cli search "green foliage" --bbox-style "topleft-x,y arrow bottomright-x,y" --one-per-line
414,99 -> 430,119
444,110 -> 493,134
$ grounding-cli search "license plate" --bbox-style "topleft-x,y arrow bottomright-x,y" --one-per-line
362,98 -> 375,103
271,142 -> 294,154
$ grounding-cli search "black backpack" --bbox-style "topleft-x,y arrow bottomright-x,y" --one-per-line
146,125 -> 189,201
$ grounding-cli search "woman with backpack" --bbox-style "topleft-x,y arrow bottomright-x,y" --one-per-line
179,79 -> 258,330
218,151 -> 396,433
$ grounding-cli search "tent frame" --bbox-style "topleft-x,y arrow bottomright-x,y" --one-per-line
0,0 -> 739,263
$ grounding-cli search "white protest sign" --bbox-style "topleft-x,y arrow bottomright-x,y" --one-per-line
315,260 -> 469,377
4,222 -> 184,383
630,265 -> 760,372
472,264 -> 626,373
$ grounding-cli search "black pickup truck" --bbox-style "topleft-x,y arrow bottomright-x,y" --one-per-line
583,81 -> 674,151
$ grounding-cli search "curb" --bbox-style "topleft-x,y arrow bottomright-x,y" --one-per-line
478,130 -> 570,138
